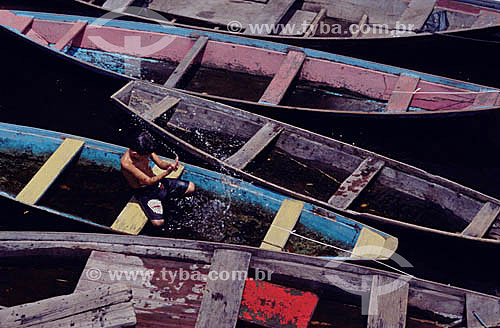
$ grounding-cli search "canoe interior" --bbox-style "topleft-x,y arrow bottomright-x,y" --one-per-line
79,0 -> 500,38
114,81 -> 500,240
2,10 -> 498,115
0,234 -> 486,327
0,123 -> 398,256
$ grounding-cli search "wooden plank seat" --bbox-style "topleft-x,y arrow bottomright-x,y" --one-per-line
399,0 -> 437,32
386,74 -> 421,112
259,50 -> 306,105
144,95 -> 181,121
260,199 -> 304,251
224,122 -> 283,169
303,8 -> 326,37
470,89 -> 500,110
462,202 -> 500,238
0,284 -> 136,328
367,275 -> 409,328
102,0 -> 135,11
466,293 -> 500,328
279,10 -> 317,36
195,249 -> 251,328
111,163 -> 184,235
16,138 -> 84,205
328,158 -> 384,210
54,21 -> 87,51
164,36 -> 209,89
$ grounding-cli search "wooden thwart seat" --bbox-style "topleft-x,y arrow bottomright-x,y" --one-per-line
399,0 -> 437,31
164,36 -> 209,88
260,199 -> 304,251
144,96 -> 181,121
16,138 -> 84,205
102,0 -> 135,11
0,284 -> 136,328
466,293 -> 500,328
352,14 -> 368,38
461,202 -> 500,238
471,90 -> 499,110
195,249 -> 251,328
367,275 -> 409,328
259,51 -> 306,105
328,158 -> 384,210
304,8 -> 326,37
13,16 -> 33,34
54,21 -> 87,51
386,74 -> 420,112
224,123 -> 283,169
111,163 -> 184,235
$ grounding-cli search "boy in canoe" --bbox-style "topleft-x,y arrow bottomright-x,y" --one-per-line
121,131 -> 195,227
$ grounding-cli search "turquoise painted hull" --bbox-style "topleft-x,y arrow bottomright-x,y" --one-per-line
0,122 -> 396,259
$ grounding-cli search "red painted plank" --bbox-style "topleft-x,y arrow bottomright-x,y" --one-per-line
436,0 -> 482,14
386,74 -> 420,112
239,279 -> 318,328
259,51 -> 306,105
54,21 -> 87,51
12,16 -> 33,34
25,29 -> 49,46
471,91 -> 499,109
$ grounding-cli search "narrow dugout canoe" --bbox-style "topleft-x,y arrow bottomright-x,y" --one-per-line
0,122 -> 397,259
71,0 -> 500,48
112,80 -> 500,245
0,231 -> 499,327
1,10 -> 499,118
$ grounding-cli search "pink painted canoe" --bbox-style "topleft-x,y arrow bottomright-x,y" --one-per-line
1,10 -> 499,118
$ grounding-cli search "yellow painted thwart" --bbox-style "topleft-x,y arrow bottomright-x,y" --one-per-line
351,227 -> 398,259
260,199 -> 303,251
111,163 -> 185,235
16,138 -> 84,205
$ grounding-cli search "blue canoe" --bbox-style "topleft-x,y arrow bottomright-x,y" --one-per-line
0,122 -> 397,260
0,10 -> 498,117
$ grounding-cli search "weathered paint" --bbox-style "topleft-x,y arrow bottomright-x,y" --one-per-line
0,122 -> 393,257
239,279 -> 318,328
8,10 -> 498,93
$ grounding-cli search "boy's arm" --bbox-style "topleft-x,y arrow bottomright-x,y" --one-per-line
122,160 -> 170,187
151,153 -> 178,172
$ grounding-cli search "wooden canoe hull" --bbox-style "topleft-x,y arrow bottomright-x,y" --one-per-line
0,231 -> 499,327
0,122 -> 397,259
111,80 -> 500,245
0,10 -> 499,118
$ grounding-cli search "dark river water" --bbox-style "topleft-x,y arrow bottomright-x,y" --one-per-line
1,0 -> 500,324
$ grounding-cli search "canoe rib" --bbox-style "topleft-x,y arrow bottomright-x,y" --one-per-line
0,283 -> 136,327
259,51 -> 306,105
260,199 -> 303,251
386,74 -> 420,112
164,36 -> 209,88
225,122 -> 283,169
328,158 -> 385,210
16,138 -> 84,205
195,250 -> 251,328
461,202 -> 500,238
367,275 -> 409,328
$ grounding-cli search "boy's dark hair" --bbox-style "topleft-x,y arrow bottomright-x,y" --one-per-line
132,131 -> 156,155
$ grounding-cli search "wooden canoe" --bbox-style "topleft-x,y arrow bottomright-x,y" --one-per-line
0,231 -> 499,327
111,80 -> 500,246
0,121 -> 397,260
1,10 -> 499,118
70,0 -> 500,47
